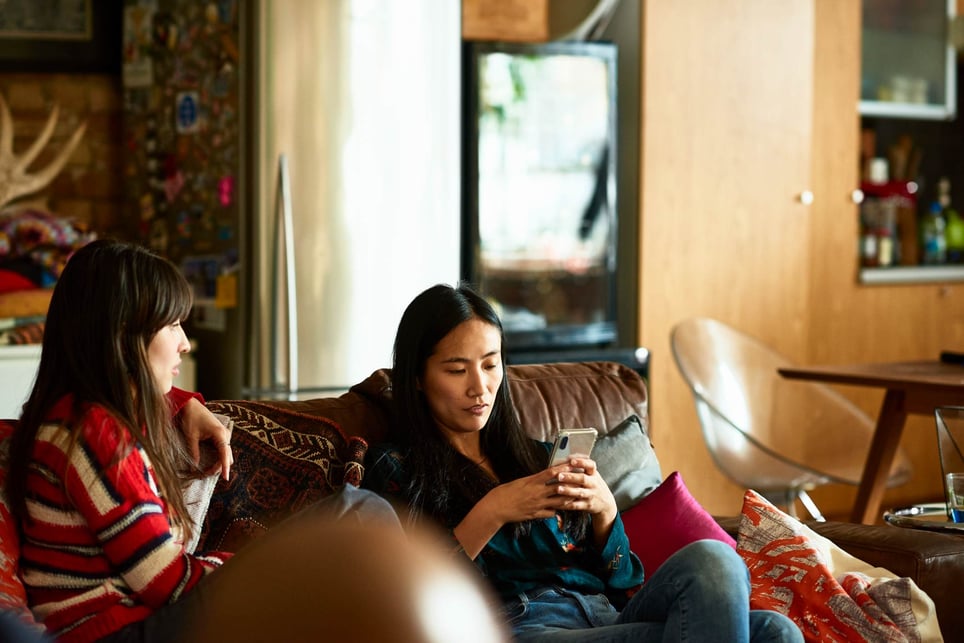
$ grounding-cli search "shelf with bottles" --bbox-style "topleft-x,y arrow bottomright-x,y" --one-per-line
859,0 -> 956,121
859,175 -> 964,284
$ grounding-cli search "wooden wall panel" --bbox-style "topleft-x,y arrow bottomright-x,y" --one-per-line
462,0 -> 549,42
639,0 -> 816,516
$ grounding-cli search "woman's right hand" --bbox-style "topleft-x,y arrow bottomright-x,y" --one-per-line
454,467 -> 572,558
477,467 -> 575,524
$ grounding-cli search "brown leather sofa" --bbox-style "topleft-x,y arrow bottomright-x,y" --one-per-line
208,360 -> 964,638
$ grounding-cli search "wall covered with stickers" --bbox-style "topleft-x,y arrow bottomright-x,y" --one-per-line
121,0 -> 240,306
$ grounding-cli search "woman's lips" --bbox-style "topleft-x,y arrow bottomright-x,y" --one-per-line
468,404 -> 487,415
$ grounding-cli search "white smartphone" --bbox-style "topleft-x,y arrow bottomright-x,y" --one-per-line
548,428 -> 598,468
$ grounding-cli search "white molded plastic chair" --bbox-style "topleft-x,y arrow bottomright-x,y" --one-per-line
670,317 -> 912,521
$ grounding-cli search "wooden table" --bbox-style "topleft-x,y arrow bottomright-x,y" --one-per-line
778,360 -> 964,524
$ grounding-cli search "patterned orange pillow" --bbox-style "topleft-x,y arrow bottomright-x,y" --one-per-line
737,489 -> 932,642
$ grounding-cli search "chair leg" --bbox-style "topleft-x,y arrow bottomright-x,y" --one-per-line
797,490 -> 826,522
783,489 -> 799,519
760,490 -> 799,518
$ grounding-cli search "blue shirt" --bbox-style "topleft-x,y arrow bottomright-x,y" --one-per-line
364,442 -> 645,604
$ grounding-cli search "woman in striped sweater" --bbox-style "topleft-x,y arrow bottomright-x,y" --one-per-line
4,240 -> 416,643
5,240 -> 235,642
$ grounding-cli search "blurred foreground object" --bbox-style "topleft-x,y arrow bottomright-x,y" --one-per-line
184,518 -> 508,643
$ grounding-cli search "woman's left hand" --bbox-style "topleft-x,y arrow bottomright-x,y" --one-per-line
552,457 -> 618,543
180,397 -> 234,480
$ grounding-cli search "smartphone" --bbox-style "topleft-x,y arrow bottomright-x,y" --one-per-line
548,428 -> 598,468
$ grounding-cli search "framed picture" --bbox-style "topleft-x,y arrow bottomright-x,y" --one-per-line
0,1 -> 121,73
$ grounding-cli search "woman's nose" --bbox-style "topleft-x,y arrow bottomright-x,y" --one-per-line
466,368 -> 485,396
179,329 -> 191,353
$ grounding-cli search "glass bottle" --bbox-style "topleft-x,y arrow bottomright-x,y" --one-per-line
921,201 -> 947,265
859,200 -> 880,267
940,178 -> 964,264
946,209 -> 964,264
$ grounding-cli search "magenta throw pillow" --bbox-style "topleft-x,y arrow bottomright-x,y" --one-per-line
620,470 -> 736,578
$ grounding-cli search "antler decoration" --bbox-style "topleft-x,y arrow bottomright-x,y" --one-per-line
0,92 -> 87,211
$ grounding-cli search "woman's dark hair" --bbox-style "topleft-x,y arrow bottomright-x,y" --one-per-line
7,239 -> 196,539
391,282 -> 588,539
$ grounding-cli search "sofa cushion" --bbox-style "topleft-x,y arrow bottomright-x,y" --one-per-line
594,414 -> 662,513
621,471 -> 736,579
737,489 -> 940,642
180,413 -> 233,554
507,362 -> 649,443
198,401 -> 368,553
347,362 -> 650,446
808,520 -> 964,639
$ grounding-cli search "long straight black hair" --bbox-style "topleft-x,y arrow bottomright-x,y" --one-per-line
390,282 -> 589,539
7,239 -> 196,539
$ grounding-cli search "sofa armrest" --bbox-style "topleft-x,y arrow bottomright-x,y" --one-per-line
809,521 -> 964,637
717,516 -> 964,637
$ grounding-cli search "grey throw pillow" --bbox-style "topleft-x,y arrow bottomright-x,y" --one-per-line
594,414 -> 663,513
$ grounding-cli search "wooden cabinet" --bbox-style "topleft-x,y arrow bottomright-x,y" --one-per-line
638,0 -> 821,515
639,0 -> 962,519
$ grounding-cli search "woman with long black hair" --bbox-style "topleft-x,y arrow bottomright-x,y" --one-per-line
365,282 -> 802,643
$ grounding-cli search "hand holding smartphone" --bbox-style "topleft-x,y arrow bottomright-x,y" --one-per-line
548,428 -> 598,471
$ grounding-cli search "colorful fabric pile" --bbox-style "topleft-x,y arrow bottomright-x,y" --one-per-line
0,208 -> 96,344
0,208 -> 96,288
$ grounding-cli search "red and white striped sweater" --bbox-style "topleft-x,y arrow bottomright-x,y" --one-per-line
19,389 -> 231,642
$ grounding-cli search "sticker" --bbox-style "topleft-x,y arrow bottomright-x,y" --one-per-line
165,24 -> 179,50
139,193 -> 155,221
175,91 -> 200,134
181,255 -> 222,301
153,11 -> 177,48
218,175 -> 234,207
176,211 -> 191,237
165,170 -> 185,203
215,272 -> 238,309
122,6 -> 154,88
149,219 -> 169,255
218,0 -> 236,24
220,33 -> 239,63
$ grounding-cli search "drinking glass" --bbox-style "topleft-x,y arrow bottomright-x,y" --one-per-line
945,473 -> 964,523
934,406 -> 964,521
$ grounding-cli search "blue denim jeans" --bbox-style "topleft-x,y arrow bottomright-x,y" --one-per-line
505,539 -> 803,642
